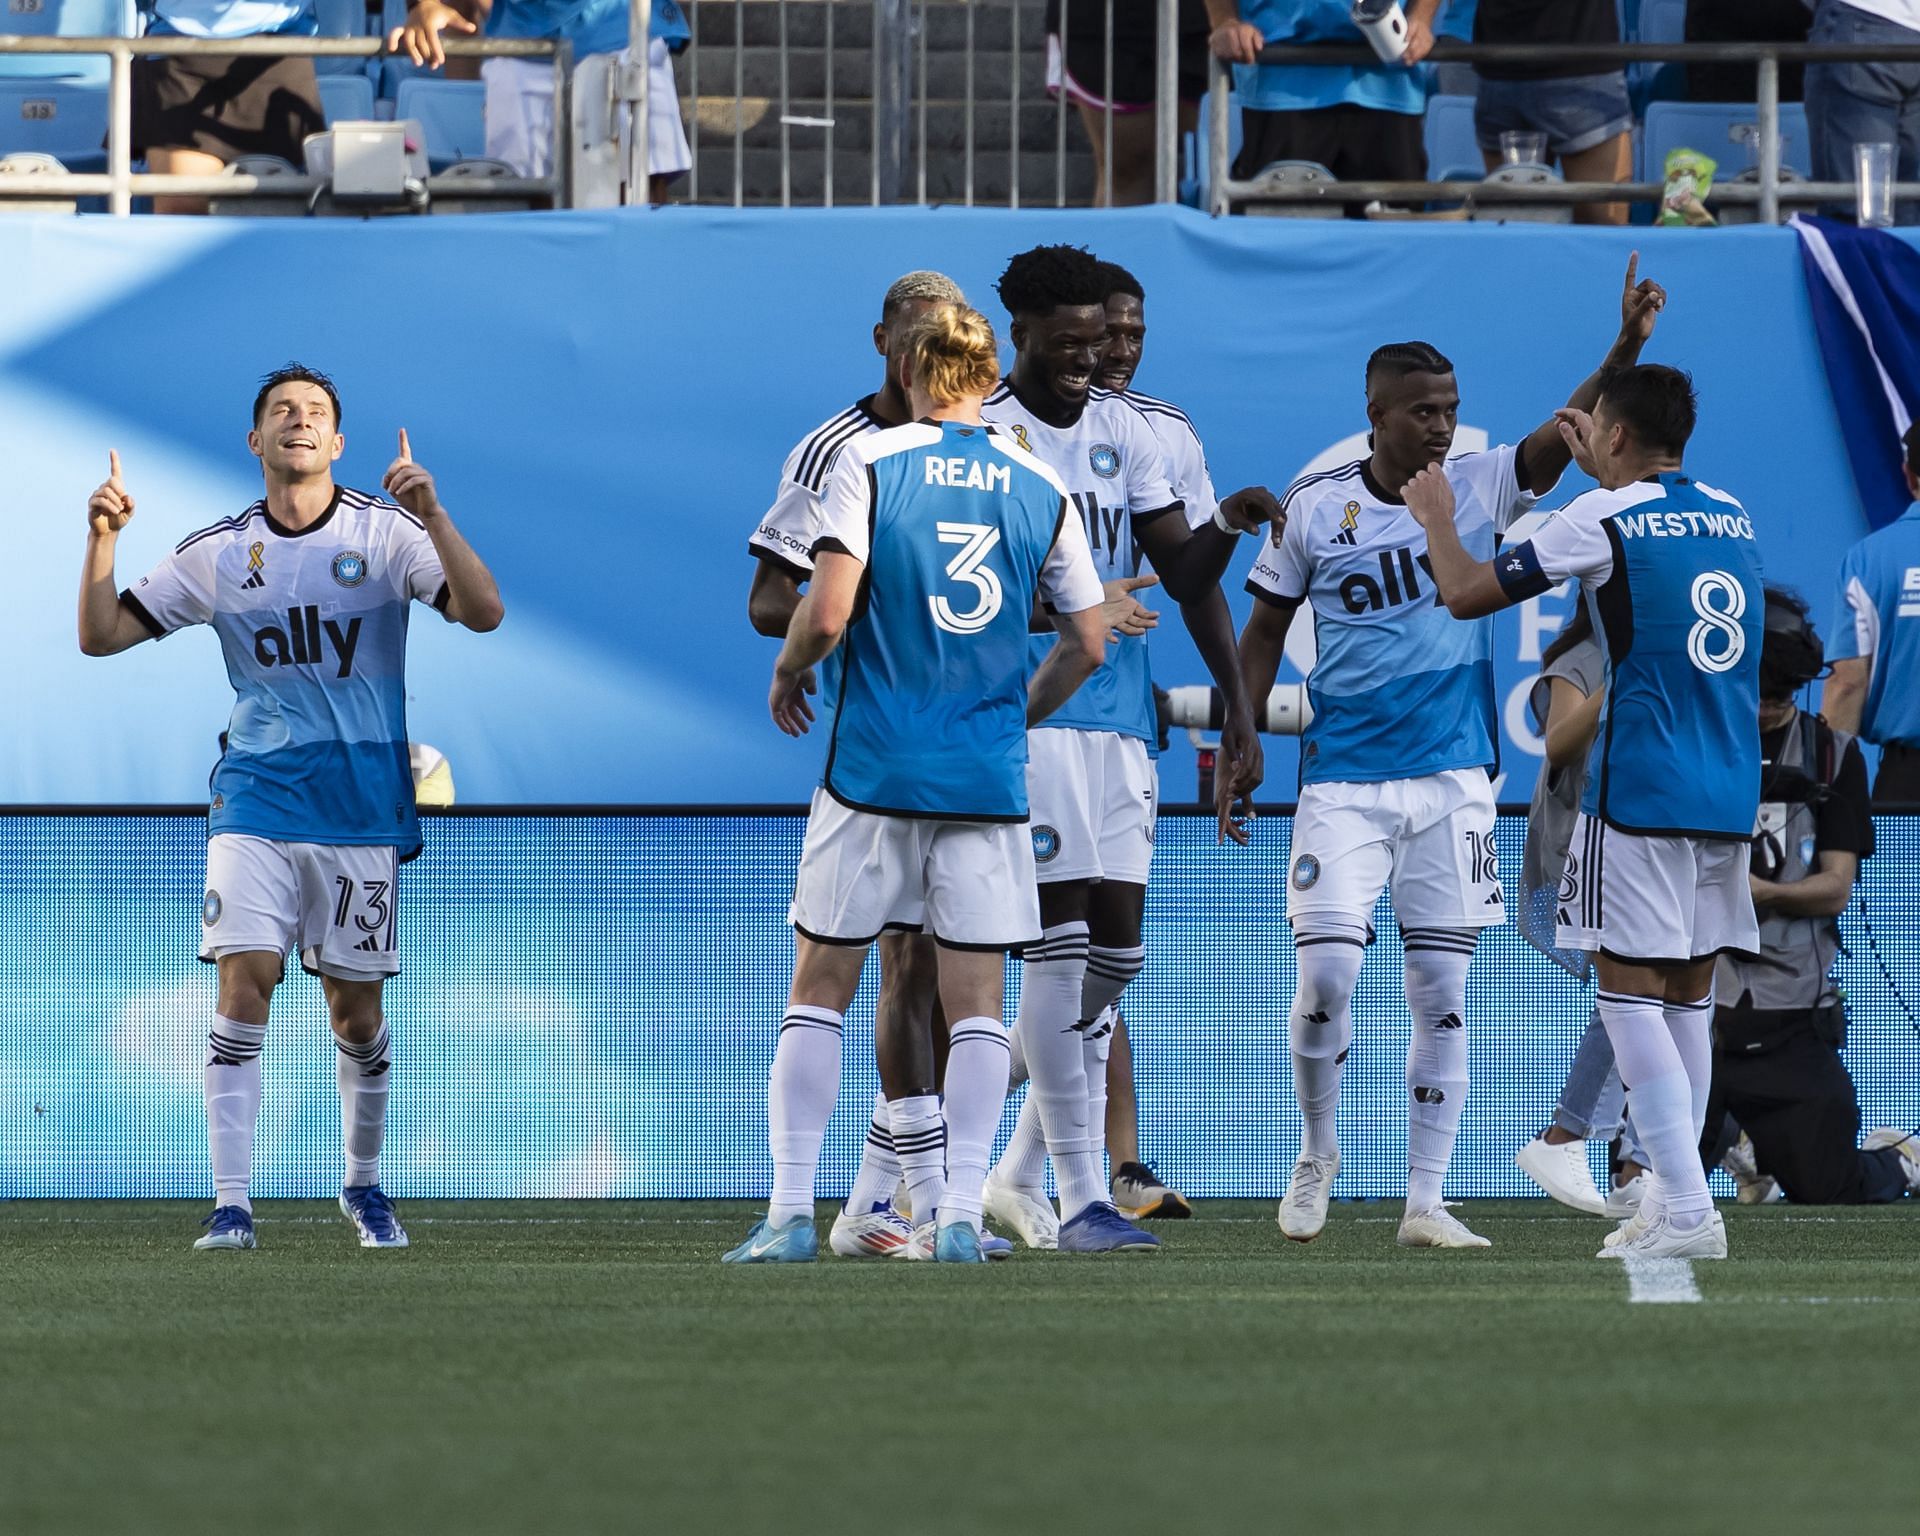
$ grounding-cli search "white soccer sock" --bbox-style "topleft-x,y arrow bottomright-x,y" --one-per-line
845,1089 -> 904,1213
993,1092 -> 1049,1192
1290,930 -> 1364,1161
1016,921 -> 1104,1220
1082,945 -> 1144,1026
334,1019 -> 391,1189
1402,930 -> 1476,1213
888,1095 -> 946,1229
1664,990 -> 1716,1143
1598,989 -> 1712,1228
941,1016 -> 1013,1232
205,1014 -> 266,1213
767,1004 -> 843,1227
1083,1007 -> 1115,1186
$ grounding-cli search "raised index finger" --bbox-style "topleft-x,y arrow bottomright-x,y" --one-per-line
397,428 -> 412,463
1624,250 -> 1638,295
109,449 -> 122,483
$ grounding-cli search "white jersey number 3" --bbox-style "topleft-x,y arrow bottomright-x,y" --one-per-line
1688,570 -> 1748,674
930,522 -> 1004,635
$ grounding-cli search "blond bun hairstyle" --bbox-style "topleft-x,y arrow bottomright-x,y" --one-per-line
902,303 -> 1001,407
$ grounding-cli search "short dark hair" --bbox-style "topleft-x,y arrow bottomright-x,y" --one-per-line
1761,584 -> 1825,698
1366,341 -> 1454,392
996,244 -> 1107,319
1904,421 -> 1920,480
253,363 -> 341,429
1595,363 -> 1696,456
1096,259 -> 1145,303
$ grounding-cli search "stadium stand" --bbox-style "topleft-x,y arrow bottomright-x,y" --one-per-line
0,0 -> 130,82
1640,99 -> 1814,180
317,70 -> 376,125
394,76 -> 486,169
0,76 -> 107,170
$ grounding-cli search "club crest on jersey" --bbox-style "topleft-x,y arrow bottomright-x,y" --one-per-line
241,540 -> 267,591
1292,853 -> 1320,891
1033,825 -> 1061,863
1332,501 -> 1361,547
331,549 -> 369,588
203,889 -> 222,925
1089,443 -> 1120,479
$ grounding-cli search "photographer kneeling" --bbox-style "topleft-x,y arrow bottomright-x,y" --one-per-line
1702,589 -> 1920,1203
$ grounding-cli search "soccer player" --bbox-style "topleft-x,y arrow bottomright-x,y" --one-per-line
745,270 -> 972,1260
724,302 -> 1108,1263
1237,256 -> 1665,1249
979,244 -> 1277,1254
77,364 -> 504,1253
986,256 -> 1261,1225
1406,363 -> 1763,1260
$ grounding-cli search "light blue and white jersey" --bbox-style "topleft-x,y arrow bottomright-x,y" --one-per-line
1495,473 -> 1764,841
1829,501 -> 1920,748
1247,446 -> 1534,785
983,383 -> 1182,747
813,420 -> 1103,820
147,0 -> 316,40
123,487 -> 449,855
1124,388 -> 1221,532
487,0 -> 690,57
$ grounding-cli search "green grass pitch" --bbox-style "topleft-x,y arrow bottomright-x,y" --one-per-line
3,1199 -> 1914,1535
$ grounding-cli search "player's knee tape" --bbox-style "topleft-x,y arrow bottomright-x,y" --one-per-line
1290,918 -> 1366,1061
1081,945 -> 1144,1025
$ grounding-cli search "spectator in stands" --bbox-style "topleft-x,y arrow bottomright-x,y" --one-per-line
1805,0 -> 1920,223
1700,586 -> 1920,1206
1046,0 -> 1211,206
132,0 -> 326,215
1204,0 -> 1440,206
1470,0 -> 1633,225
1824,423 -> 1920,803
1686,0 -> 1811,104
391,0 -> 691,203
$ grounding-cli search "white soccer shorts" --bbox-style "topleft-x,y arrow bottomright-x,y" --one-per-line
789,788 -> 1042,951
1026,726 -> 1158,887
1556,814 -> 1760,965
482,43 -> 691,180
200,834 -> 402,982
1285,768 -> 1505,931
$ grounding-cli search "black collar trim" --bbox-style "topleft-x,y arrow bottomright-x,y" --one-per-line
264,487 -> 342,540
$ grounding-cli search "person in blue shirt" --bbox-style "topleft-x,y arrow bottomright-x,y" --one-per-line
391,0 -> 691,200
723,304 -> 1109,1265
1823,423 -> 1920,805
1204,0 -> 1439,202
1409,363 -> 1765,1262
77,364 -> 504,1255
133,0 -> 326,214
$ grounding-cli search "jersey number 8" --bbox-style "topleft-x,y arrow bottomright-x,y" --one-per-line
1687,570 -> 1748,675
930,521 -> 1005,636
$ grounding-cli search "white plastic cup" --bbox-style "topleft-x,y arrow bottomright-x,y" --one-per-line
1501,130 -> 1548,167
1351,0 -> 1409,64
1856,141 -> 1895,228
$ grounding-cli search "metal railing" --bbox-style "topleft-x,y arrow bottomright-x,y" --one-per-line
0,33 -> 568,214
1210,40 -> 1920,221
680,0 -> 1184,208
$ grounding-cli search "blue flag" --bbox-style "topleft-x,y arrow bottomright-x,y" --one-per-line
1795,214 -> 1920,532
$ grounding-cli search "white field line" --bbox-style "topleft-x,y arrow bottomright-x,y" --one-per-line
1623,1256 -> 1703,1304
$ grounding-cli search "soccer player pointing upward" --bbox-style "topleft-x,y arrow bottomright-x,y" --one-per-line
78,365 -> 504,1253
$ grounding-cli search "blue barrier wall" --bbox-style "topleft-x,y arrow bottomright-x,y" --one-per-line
4,812 -> 1916,1200
0,210 -> 1891,805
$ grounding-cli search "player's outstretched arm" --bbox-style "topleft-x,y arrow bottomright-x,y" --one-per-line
1135,487 -> 1282,606
382,430 -> 504,632
1180,586 -> 1263,846
1404,467 -> 1509,617
1520,253 -> 1666,495
1028,603 -> 1108,726
78,452 -> 156,656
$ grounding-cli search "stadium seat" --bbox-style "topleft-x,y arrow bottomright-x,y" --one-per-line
393,77 -> 485,169
0,0 -> 134,84
312,0 -> 378,80
1183,88 -> 1241,210
1640,100 -> 1813,182
0,78 -> 106,170
1424,94 -> 1480,180
1472,163 -> 1573,223
318,72 -> 376,125
1632,0 -> 1686,109
1240,160 -> 1341,219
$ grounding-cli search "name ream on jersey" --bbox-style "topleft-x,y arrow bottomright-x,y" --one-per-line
254,605 -> 362,679
1340,545 -> 1437,615
1613,510 -> 1756,540
925,456 -> 1013,492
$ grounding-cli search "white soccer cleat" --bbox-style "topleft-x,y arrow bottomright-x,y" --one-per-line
1277,1151 -> 1339,1242
904,1221 -> 936,1261
1515,1135 -> 1609,1216
1864,1127 -> 1920,1192
829,1201 -> 913,1259
1397,1203 -> 1492,1249
1598,1194 -> 1662,1257
1611,1208 -> 1728,1260
1604,1176 -> 1647,1221
982,1173 -> 1060,1250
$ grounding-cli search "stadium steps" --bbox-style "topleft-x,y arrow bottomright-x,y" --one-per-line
678,0 -> 1095,206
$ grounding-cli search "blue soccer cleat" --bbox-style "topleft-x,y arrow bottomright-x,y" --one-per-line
934,1222 -> 988,1263
722,1213 -> 819,1264
980,1228 -> 1015,1262
1058,1202 -> 1160,1254
193,1205 -> 257,1252
339,1184 -> 410,1249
